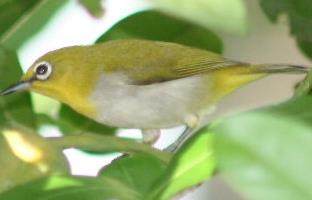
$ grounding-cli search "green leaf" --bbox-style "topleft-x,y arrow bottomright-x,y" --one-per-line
79,0 -> 104,18
0,128 -> 169,198
260,0 -> 312,59
149,129 -> 216,200
59,105 -> 116,136
1,0 -> 67,50
97,10 -> 223,53
0,129 -> 42,193
101,154 -> 166,195
214,96 -> 312,200
0,128 -> 67,193
0,49 -> 34,128
0,175 -> 141,200
0,0 -> 38,38
148,0 -> 248,34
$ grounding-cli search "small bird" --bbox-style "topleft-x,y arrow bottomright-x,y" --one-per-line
0,39 -> 308,151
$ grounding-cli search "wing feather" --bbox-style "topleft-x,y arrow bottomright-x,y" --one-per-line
99,40 -> 246,85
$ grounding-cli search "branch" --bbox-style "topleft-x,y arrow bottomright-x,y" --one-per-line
50,134 -> 172,164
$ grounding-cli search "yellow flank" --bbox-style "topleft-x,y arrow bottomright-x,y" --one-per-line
210,66 -> 266,102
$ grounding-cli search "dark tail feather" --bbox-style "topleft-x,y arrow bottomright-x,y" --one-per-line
251,64 -> 309,74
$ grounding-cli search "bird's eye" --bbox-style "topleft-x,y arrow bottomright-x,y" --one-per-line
34,62 -> 52,80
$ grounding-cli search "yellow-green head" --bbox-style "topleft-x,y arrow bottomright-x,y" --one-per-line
4,45 -> 102,117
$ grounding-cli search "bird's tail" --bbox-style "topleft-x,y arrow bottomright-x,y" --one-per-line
250,64 -> 309,74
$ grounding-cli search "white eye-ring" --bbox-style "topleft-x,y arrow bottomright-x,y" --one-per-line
33,61 -> 53,80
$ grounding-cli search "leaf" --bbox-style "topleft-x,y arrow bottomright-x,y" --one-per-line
0,129 -> 42,193
260,0 -> 312,59
0,154 -> 166,200
0,175 -> 140,200
79,0 -> 104,18
0,0 -> 67,50
148,129 -> 216,200
148,0 -> 248,34
0,128 -> 67,193
0,0 -> 38,38
0,124 -> 169,198
59,105 -> 116,136
214,96 -> 312,200
0,49 -> 34,128
97,10 -> 223,53
101,154 -> 166,195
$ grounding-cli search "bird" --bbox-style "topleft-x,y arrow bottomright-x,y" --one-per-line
0,39 -> 308,151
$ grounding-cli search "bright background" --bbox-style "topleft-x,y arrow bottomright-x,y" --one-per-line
17,0 -> 309,199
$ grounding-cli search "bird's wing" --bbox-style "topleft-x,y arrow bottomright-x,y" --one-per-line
173,58 -> 245,78
128,55 -> 246,85
99,40 -> 247,85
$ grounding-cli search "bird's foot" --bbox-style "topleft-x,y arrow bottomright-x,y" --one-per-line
141,129 -> 161,145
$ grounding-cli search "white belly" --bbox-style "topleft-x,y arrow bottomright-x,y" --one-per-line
88,74 -> 213,129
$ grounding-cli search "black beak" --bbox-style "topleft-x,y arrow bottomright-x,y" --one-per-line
0,81 -> 31,96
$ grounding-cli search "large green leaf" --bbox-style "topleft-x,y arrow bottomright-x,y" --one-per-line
0,154 -> 166,200
97,10 -> 223,53
101,154 -> 166,195
0,175 -> 140,200
148,0 -> 247,34
0,49 -> 34,128
148,129 -> 216,200
214,96 -> 312,200
260,0 -> 312,59
0,0 -> 38,38
1,0 -> 67,50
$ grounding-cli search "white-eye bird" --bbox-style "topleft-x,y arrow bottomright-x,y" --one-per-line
0,39 -> 308,151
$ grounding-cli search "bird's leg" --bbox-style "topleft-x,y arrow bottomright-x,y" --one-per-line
164,114 -> 199,153
141,129 -> 161,145
164,127 -> 194,152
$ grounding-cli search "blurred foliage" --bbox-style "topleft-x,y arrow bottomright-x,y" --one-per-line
0,130 -> 213,200
0,175 -> 141,200
0,0 -> 312,200
101,154 -> 167,196
260,0 -> 312,59
0,49 -> 34,128
148,0 -> 248,34
97,10 -> 223,53
0,128 -> 66,193
0,0 -> 38,38
79,0 -> 105,18
0,0 -> 66,50
148,129 -> 215,200
214,96 -> 312,200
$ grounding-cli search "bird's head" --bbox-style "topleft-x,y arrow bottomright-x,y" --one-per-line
0,46 -> 101,117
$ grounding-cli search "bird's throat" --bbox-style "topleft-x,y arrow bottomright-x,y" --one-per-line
31,85 -> 97,119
